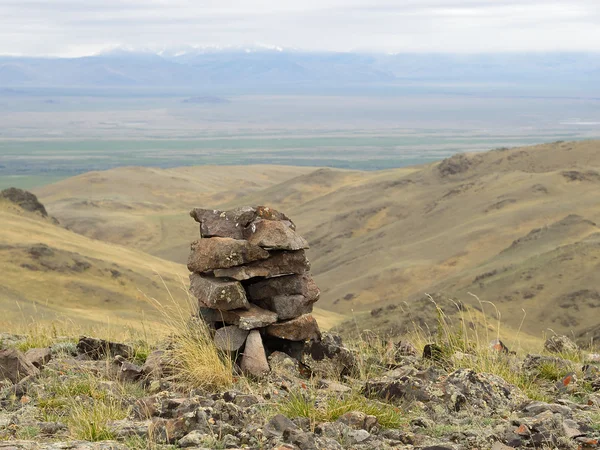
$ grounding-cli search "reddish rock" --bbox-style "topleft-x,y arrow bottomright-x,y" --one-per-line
245,219 -> 309,250
266,314 -> 321,341
241,330 -> 270,376
255,206 -> 296,229
187,237 -> 269,273
189,273 -> 248,310
213,250 -> 310,280
0,348 -> 39,383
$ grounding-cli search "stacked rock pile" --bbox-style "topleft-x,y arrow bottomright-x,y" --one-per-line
187,206 -> 321,376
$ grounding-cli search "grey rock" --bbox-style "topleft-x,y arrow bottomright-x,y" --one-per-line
189,273 -> 248,310
213,250 -> 310,280
247,274 -> 319,301
213,326 -> 249,351
0,348 -> 39,383
261,295 -> 316,320
348,429 -> 371,444
25,348 -> 52,369
264,414 -> 300,438
240,330 -> 270,376
442,368 -> 526,413
283,428 -> 318,450
187,237 -> 269,273
245,219 -> 309,250
108,419 -> 150,438
178,430 -> 209,447
544,335 -> 579,354
247,274 -> 320,320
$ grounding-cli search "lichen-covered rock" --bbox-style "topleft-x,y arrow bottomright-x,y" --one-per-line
441,368 -> 526,413
187,237 -> 269,273
190,206 -> 295,240
189,273 -> 248,310
245,219 -> 309,250
544,335 -> 579,355
213,250 -> 310,280
190,206 -> 257,239
266,314 -> 321,341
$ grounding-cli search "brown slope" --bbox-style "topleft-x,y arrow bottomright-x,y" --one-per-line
223,140 -> 600,337
35,165 -> 315,263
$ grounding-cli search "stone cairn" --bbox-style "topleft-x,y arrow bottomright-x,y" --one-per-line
187,206 -> 321,376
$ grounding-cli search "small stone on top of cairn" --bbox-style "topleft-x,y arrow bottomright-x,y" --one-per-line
188,206 -> 321,377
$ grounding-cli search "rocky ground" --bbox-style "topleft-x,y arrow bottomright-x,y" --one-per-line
1,330 -> 600,450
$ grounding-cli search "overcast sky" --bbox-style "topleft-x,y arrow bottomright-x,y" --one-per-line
1,0 -> 599,56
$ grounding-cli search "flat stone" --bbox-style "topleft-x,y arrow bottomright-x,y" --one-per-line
190,206 -> 296,239
247,274 -> 320,301
266,314 -> 321,341
189,273 -> 248,310
202,304 -> 278,330
190,206 -> 256,239
187,237 -> 269,273
245,219 -> 309,250
213,326 -> 249,351
544,335 -> 579,354
0,348 -> 40,383
240,330 -> 270,376
213,250 -> 310,280
25,347 -> 52,369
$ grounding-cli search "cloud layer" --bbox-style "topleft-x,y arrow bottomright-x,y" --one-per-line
2,0 -> 599,56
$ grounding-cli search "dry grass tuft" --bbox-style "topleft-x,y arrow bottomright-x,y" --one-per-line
144,274 -> 234,391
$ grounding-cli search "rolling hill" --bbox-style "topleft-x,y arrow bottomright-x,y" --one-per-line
0,179 -> 343,332
32,140 -> 600,341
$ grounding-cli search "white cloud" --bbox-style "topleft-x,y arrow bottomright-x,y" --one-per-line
1,0 -> 599,56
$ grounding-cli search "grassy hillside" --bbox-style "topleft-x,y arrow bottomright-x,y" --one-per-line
0,198 -> 190,330
0,196 -> 344,332
35,165 -> 314,263
225,140 -> 600,339
33,140 -> 600,340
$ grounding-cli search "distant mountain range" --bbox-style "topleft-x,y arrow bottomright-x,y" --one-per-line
0,50 -> 598,95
